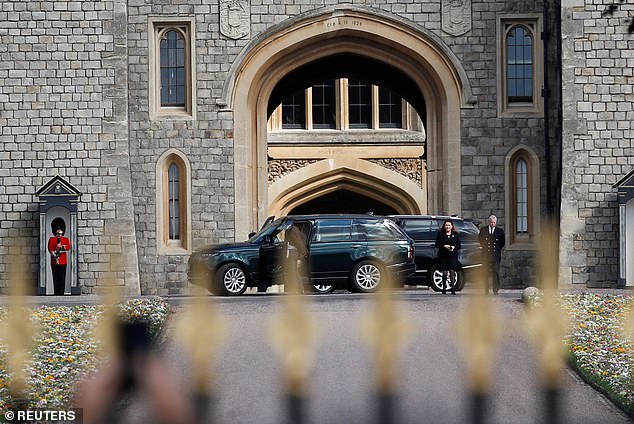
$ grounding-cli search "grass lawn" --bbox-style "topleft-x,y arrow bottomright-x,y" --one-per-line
562,293 -> 634,418
0,297 -> 170,410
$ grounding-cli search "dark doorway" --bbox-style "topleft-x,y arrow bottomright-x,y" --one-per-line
289,189 -> 398,215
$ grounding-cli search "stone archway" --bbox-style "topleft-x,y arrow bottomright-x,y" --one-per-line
268,157 -> 425,216
226,6 -> 472,238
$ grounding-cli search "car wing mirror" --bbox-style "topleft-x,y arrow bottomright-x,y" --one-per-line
248,232 -> 256,238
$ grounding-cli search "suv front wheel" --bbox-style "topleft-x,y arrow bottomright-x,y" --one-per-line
428,264 -> 464,292
351,261 -> 383,293
215,263 -> 249,296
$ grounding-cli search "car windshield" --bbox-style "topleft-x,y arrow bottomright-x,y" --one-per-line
247,218 -> 287,242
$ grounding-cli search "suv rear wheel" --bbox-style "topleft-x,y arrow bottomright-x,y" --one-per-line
351,261 -> 383,293
428,264 -> 464,292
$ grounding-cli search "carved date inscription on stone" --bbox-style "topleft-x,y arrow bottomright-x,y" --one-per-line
268,159 -> 320,185
442,0 -> 471,36
220,0 -> 250,40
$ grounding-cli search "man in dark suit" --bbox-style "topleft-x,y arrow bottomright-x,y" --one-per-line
478,215 -> 505,295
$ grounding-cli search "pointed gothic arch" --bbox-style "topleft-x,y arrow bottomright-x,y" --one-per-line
227,6 -> 472,237
268,157 -> 426,216
156,149 -> 192,253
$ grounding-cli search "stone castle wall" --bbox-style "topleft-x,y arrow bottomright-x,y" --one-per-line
559,0 -> 634,287
0,0 -> 140,294
0,0 -> 588,294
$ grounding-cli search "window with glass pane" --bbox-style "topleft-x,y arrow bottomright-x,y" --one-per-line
506,25 -> 533,103
168,163 -> 180,240
348,79 -> 372,129
160,30 -> 186,107
281,91 -> 306,129
515,159 -> 528,233
402,219 -> 435,240
379,87 -> 402,128
313,220 -> 352,242
312,80 -> 336,129
357,219 -> 401,240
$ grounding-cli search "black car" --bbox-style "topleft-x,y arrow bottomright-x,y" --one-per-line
188,215 -> 415,296
388,215 -> 482,291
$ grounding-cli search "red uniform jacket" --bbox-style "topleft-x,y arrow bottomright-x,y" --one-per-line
48,236 -> 71,265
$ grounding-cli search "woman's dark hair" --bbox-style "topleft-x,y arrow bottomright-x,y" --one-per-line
441,219 -> 457,233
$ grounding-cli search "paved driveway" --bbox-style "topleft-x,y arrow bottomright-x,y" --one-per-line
122,289 -> 631,424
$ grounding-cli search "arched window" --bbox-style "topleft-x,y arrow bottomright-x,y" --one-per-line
150,19 -> 195,119
506,25 -> 533,103
160,30 -> 186,107
168,163 -> 181,240
157,151 -> 191,252
497,17 -> 543,117
506,147 -> 539,244
514,158 -> 529,233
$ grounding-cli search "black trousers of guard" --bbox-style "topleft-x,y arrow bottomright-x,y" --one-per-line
51,265 -> 66,295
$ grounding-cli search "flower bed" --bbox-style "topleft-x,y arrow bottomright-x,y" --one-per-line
562,293 -> 634,418
0,297 -> 170,410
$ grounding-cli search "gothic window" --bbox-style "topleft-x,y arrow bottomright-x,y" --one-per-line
505,147 -> 539,245
506,25 -> 533,103
150,20 -> 196,119
514,158 -> 529,233
158,151 -> 191,252
160,30 -> 186,107
497,17 -> 543,117
168,163 -> 181,240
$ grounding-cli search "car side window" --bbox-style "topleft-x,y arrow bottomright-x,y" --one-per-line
453,220 -> 479,241
357,219 -> 401,241
351,221 -> 366,241
402,219 -> 435,240
294,221 -> 312,242
435,220 -> 445,232
312,219 -> 352,242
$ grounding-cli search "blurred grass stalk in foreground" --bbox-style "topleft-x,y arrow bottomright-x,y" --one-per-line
457,265 -> 501,424
2,241 -> 36,403
524,220 -> 568,424
360,273 -> 409,424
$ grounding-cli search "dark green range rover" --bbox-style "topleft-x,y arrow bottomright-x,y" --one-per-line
187,214 -> 415,296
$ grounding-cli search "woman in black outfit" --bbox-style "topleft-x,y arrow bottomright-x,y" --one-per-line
434,219 -> 461,294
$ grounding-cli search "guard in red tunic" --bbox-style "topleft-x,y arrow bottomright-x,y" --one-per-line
48,228 -> 71,295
